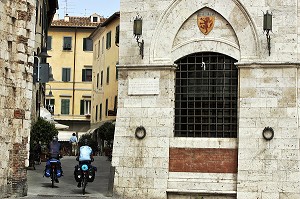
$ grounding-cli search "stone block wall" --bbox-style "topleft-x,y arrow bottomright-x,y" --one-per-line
115,0 -> 300,198
237,66 -> 300,199
0,0 -> 35,197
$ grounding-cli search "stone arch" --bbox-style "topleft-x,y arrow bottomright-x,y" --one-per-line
150,0 -> 259,63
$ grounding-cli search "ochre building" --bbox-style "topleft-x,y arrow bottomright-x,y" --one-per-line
46,14 -> 104,141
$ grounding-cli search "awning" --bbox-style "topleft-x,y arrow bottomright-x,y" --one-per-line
58,131 -> 75,141
86,128 -> 97,134
55,122 -> 69,130
58,131 -> 89,142
40,107 -> 69,130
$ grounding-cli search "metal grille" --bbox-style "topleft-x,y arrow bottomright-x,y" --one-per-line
174,52 -> 238,138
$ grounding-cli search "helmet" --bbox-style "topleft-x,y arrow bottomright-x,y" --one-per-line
53,136 -> 58,142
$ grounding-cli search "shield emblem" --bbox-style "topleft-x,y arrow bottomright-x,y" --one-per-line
197,15 -> 215,35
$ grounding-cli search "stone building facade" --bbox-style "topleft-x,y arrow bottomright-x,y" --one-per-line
0,0 -> 57,197
112,0 -> 300,199
0,1 -> 36,197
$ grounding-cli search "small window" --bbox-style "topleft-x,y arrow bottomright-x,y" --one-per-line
97,73 -> 99,88
105,99 -> 108,116
106,31 -> 111,49
100,71 -> 103,86
80,100 -> 91,115
93,16 -> 98,22
114,96 -> 118,111
116,62 -> 119,80
35,0 -> 39,25
99,103 -> 102,120
98,40 -> 100,58
115,25 -> 120,45
63,36 -> 72,50
46,99 -> 55,114
47,36 -> 52,50
83,38 -> 93,51
62,68 -> 71,82
101,37 -> 104,54
95,105 -> 98,121
61,99 -> 70,115
82,68 -> 92,82
106,67 -> 109,84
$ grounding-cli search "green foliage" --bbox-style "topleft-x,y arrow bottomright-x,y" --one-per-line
78,133 -> 98,153
98,122 -> 115,146
30,117 -> 58,150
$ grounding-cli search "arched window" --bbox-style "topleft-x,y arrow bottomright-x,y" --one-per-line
174,52 -> 238,138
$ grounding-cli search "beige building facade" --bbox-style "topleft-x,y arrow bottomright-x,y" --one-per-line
46,14 -> 104,139
112,1 -> 300,199
89,12 -> 120,130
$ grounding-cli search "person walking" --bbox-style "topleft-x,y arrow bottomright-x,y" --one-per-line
69,133 -> 78,156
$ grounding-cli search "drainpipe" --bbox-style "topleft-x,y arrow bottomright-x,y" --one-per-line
72,27 -> 77,115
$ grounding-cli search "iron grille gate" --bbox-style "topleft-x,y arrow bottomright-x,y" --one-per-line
174,52 -> 238,138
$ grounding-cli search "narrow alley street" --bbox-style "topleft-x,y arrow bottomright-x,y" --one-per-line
24,156 -> 113,199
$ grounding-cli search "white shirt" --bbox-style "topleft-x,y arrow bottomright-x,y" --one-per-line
79,146 -> 92,161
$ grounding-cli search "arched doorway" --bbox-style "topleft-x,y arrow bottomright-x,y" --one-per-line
174,52 -> 238,138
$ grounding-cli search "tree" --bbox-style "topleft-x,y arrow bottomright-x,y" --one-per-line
30,117 -> 58,150
78,133 -> 98,154
98,122 -> 115,147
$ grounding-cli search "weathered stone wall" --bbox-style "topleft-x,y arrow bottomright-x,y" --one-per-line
0,0 -> 35,197
114,0 -> 300,198
237,66 -> 300,199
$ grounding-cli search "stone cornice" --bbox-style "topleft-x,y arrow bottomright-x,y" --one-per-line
117,64 -> 177,70
236,62 -> 300,68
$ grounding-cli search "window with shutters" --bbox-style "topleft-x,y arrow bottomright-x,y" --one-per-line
82,68 -> 92,82
61,99 -> 70,115
62,68 -> 71,82
83,38 -> 93,51
46,99 -> 55,114
63,36 -> 72,50
80,100 -> 91,115
106,31 -> 111,49
115,25 -> 119,45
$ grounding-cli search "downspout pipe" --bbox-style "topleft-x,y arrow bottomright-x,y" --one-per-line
72,27 -> 77,115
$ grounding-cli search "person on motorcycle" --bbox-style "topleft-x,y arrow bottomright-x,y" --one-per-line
76,139 -> 93,187
47,136 -> 62,183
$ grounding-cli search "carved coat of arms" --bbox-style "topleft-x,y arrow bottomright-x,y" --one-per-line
197,15 -> 215,35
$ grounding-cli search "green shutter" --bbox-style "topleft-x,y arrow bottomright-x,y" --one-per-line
82,69 -> 86,81
80,100 -> 84,115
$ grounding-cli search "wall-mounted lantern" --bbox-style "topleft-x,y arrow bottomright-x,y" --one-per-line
133,15 -> 144,59
263,11 -> 272,56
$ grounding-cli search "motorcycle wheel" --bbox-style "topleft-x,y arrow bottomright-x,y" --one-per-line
82,174 -> 87,195
51,169 -> 55,188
